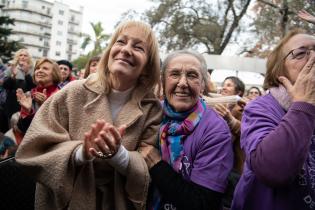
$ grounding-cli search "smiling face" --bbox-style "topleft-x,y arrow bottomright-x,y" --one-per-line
34,61 -> 54,87
107,26 -> 148,91
164,54 -> 203,112
283,34 -> 315,84
221,79 -> 237,96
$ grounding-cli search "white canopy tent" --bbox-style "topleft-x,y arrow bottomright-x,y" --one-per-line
203,54 -> 267,88
203,54 -> 267,74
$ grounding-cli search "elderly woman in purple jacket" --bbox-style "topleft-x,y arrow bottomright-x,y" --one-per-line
232,29 -> 315,210
141,50 -> 233,210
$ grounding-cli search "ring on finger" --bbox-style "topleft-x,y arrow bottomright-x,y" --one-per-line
96,151 -> 113,159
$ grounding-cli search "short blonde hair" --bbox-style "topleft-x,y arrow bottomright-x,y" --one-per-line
263,28 -> 307,90
12,48 -> 33,68
97,21 -> 160,94
33,58 -> 62,85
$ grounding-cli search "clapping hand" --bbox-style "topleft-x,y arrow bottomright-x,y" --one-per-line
83,120 -> 126,160
214,103 -> 233,121
33,89 -> 47,105
16,88 -> 32,113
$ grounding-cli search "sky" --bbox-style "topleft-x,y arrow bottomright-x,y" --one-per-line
54,0 -> 155,34
51,0 -> 264,86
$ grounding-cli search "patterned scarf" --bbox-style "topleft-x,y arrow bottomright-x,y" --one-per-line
148,98 -> 206,210
159,98 -> 206,172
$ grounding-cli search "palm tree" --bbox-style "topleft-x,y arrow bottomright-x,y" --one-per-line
81,22 -> 110,56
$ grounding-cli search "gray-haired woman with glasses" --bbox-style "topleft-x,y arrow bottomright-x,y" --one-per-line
232,28 -> 315,210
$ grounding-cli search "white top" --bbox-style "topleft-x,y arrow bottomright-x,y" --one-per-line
74,87 -> 135,175
108,87 -> 134,121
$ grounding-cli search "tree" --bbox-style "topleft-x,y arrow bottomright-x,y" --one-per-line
245,0 -> 315,57
81,22 -> 110,56
0,10 -> 22,63
144,0 -> 252,54
73,22 -> 110,71
72,54 -> 89,71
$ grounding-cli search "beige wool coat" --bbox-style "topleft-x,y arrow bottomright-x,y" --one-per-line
15,74 -> 163,210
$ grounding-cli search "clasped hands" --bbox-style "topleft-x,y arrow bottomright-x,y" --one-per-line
83,119 -> 126,160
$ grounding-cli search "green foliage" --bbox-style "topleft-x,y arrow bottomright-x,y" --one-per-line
72,54 -> 89,71
145,0 -> 252,54
249,0 -> 315,57
81,22 -> 110,56
0,15 -> 22,63
76,21 -> 110,70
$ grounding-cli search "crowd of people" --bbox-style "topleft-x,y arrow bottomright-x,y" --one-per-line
0,50 -> 101,158
0,9 -> 314,210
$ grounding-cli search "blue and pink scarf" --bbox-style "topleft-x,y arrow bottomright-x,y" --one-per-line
149,98 -> 206,210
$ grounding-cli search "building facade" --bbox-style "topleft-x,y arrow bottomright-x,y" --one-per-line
0,0 -> 83,61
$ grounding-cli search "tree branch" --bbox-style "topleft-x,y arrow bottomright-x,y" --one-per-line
220,0 -> 252,54
257,0 -> 280,9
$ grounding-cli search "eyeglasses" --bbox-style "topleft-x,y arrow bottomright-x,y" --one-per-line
284,46 -> 315,60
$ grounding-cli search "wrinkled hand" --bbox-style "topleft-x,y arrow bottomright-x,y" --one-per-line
83,120 -> 126,160
237,97 -> 247,108
16,88 -> 32,112
279,52 -> 315,106
298,10 -> 315,24
33,89 -> 47,105
214,103 -> 233,121
139,145 -> 161,169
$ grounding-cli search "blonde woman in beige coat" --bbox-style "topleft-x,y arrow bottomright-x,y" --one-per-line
15,21 -> 162,210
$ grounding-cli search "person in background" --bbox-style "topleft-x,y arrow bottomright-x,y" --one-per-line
214,76 -> 246,171
15,20 -> 162,210
206,70 -> 218,94
213,76 -> 246,209
16,58 -> 62,134
84,56 -> 101,78
0,57 -> 6,86
246,86 -> 262,101
4,112 -> 23,146
57,59 -> 76,89
232,29 -> 315,210
0,58 -> 9,133
2,49 -> 35,131
0,112 -> 22,159
141,50 -> 233,210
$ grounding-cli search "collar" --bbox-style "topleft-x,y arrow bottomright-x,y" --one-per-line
269,85 -> 292,111
83,73 -> 155,103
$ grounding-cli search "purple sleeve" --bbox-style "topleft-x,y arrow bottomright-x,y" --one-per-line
190,121 -> 233,193
242,98 -> 315,186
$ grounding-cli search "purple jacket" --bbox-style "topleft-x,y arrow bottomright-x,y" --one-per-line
231,93 -> 315,210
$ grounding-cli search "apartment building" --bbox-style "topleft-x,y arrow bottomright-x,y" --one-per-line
1,0 -> 83,61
